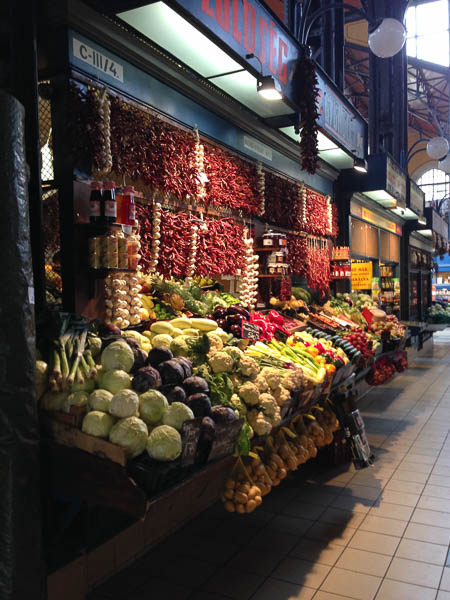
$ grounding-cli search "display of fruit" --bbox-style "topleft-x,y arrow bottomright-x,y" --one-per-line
342,328 -> 374,360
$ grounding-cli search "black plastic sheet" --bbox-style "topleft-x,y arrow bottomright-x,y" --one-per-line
0,92 -> 45,599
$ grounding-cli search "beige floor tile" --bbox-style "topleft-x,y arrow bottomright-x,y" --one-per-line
403,453 -> 436,464
330,495 -> 373,515
201,566 -> 264,599
386,557 -> 443,588
269,515 -> 315,537
368,502 -> 414,521
398,461 -> 433,474
349,530 -> 400,556
440,567 -> 450,591
395,538 -> 447,565
272,557 -> 331,588
296,488 -> 339,507
359,515 -> 407,537
336,547 -> 391,577
417,495 -> 450,513
428,475 -> 450,488
290,538 -> 344,567
251,579 -> 316,600
437,591 -> 450,600
375,578 -> 437,600
248,528 -> 299,553
391,470 -> 429,484
349,472 -> 388,489
282,501 -> 326,521
404,522 -> 450,545
384,480 -> 425,494
319,508 -> 366,530
304,522 -> 357,547
424,484 -> 450,499
433,465 -> 450,476
412,508 -> 450,528
380,490 -> 420,507
320,567 -> 381,600
341,485 -> 382,502
227,547 -> 284,576
314,592 -> 357,600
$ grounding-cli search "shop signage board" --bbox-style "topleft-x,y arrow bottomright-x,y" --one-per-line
386,156 -> 407,209
351,202 -> 402,236
352,262 -> 373,290
408,179 -> 424,218
424,207 -> 449,243
166,0 -> 367,158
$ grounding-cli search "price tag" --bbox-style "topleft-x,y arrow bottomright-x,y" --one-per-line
208,419 -> 244,462
274,327 -> 289,343
241,321 -> 260,341
180,418 -> 202,467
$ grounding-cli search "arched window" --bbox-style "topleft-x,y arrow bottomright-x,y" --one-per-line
406,0 -> 449,66
417,168 -> 450,205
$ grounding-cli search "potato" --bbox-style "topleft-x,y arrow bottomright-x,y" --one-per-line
237,483 -> 251,494
246,499 -> 257,513
272,454 -> 284,468
236,503 -> 246,514
234,491 -> 249,504
254,495 -> 262,506
224,501 -> 235,513
225,478 -> 236,490
224,489 -> 234,500
272,478 -> 280,486
279,468 -> 287,480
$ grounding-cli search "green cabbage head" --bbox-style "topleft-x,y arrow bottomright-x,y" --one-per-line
98,369 -> 131,394
162,401 -> 194,431
82,411 -> 115,438
109,416 -> 148,458
88,389 -> 113,412
101,340 -> 134,373
109,389 -> 139,418
147,425 -> 182,461
139,390 -> 169,425
62,391 -> 89,414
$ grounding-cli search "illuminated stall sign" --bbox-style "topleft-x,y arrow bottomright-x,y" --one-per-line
408,179 -> 424,218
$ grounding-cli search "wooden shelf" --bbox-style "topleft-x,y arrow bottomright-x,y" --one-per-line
254,247 -> 286,252
259,273 -> 283,278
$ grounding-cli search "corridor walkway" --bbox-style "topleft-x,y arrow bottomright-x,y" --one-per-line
91,332 -> 450,600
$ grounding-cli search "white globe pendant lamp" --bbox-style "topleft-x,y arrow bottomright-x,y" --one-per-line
427,137 -> 449,160
368,18 -> 407,58
438,154 -> 450,173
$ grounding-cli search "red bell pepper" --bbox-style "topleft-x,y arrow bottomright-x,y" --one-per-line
268,310 -> 284,326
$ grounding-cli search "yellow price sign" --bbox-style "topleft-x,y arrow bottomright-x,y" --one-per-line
352,262 -> 373,290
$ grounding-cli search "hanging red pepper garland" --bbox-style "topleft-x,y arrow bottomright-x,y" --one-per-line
293,56 -> 320,174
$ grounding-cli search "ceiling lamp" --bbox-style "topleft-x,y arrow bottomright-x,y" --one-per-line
427,137 -> 449,160
368,18 -> 406,59
353,157 -> 368,173
257,76 -> 282,100
438,155 -> 450,173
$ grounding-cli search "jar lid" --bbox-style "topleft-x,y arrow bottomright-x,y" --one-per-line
103,181 -> 116,190
123,185 -> 135,193
90,181 -> 102,190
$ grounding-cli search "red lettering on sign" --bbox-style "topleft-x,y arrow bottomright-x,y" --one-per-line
243,0 -> 256,53
202,0 -> 214,18
216,0 -> 230,32
232,0 -> 241,43
258,18 -> 267,64
278,37 -> 287,84
268,21 -> 277,75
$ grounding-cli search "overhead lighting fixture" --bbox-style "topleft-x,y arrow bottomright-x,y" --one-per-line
353,157 -> 368,173
257,76 -> 282,101
246,53 -> 282,101
368,18 -> 406,58
427,137 -> 449,160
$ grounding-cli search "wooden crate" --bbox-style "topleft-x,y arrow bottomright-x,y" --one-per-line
41,414 -> 127,466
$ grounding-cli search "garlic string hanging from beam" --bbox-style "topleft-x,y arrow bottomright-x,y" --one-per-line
300,184 -> 306,230
97,87 -> 112,174
194,127 -> 208,201
256,162 -> 265,216
239,229 -> 259,309
185,222 -> 199,282
326,196 -> 332,235
150,201 -> 162,272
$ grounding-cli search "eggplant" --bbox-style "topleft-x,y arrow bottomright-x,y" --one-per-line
227,305 -> 250,320
227,314 -> 245,327
229,324 -> 242,337
213,307 -> 227,319
216,318 -> 227,329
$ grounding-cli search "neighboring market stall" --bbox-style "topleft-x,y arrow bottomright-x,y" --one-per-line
32,2 -> 413,599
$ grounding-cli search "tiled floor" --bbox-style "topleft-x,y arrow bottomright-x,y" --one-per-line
90,332 -> 450,600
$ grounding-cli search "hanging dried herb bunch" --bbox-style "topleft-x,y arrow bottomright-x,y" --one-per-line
294,56 -> 320,174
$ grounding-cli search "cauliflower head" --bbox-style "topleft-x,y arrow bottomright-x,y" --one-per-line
224,346 -> 244,360
238,355 -> 259,379
254,373 -> 269,393
272,385 -> 291,407
252,412 -> 272,436
260,367 -> 281,391
238,381 -> 260,406
206,332 -> 224,353
282,367 -> 305,391
259,393 -> 278,417
208,351 -> 234,374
